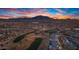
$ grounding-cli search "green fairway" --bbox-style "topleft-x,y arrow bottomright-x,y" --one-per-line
27,38 -> 43,50
45,29 -> 58,35
13,34 -> 26,43
13,31 -> 34,43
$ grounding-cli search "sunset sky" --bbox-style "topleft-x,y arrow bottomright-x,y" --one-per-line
0,8 -> 79,19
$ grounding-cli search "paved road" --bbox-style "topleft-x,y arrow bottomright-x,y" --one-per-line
49,33 -> 60,49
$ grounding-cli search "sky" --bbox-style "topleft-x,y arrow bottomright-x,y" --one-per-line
0,8 -> 79,19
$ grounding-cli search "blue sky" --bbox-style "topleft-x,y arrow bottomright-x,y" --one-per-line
0,8 -> 79,19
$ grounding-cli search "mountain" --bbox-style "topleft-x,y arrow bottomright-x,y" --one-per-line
0,15 -> 54,22
32,15 -> 52,19
0,15 -> 79,23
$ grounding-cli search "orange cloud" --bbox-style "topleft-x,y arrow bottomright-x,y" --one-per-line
24,12 -> 71,19
0,12 -> 71,19
53,13 -> 71,19
0,15 -> 13,19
